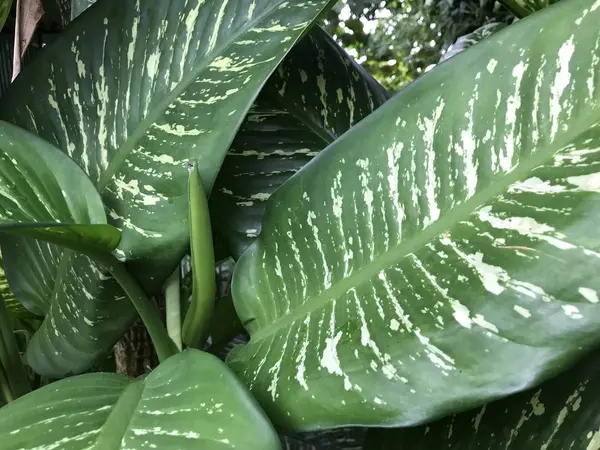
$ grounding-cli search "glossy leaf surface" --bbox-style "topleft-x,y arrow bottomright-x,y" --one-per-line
212,26 -> 389,258
0,122 -> 119,318
0,350 -> 280,449
0,0 -> 333,376
228,0 -> 600,430
365,348 -> 600,450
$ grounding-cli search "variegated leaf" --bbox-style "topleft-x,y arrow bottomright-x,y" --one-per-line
0,0 -> 334,377
440,23 -> 507,63
228,0 -> 600,430
365,347 -> 600,450
0,122 -> 119,318
211,25 -> 389,258
500,0 -> 559,16
0,350 -> 280,449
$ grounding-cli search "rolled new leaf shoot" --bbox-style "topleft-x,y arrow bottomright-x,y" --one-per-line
182,164 -> 216,349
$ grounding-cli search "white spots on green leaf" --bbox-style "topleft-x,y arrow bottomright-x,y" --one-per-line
418,98 -> 444,226
486,58 -> 497,74
508,177 -> 565,194
579,287 -> 599,303
514,305 -> 531,318
562,304 -> 583,319
295,316 -> 311,391
248,0 -> 257,19
566,173 -> 600,192
387,141 -> 405,235
208,0 -> 230,54
389,319 -> 400,331
127,0 -> 140,66
550,36 -> 575,139
146,51 -> 161,81
307,210 -> 331,289
503,60 -> 528,172
152,123 -> 205,136
320,330 -> 343,375
587,427 -> 600,450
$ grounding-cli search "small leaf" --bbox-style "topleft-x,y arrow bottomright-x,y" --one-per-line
228,0 -> 600,430
0,349 -> 280,449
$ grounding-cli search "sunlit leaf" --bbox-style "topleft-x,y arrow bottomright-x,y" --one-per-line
228,0 -> 600,430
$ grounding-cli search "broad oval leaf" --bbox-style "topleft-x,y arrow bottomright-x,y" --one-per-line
0,0 -> 334,376
211,26 -> 389,258
0,349 -> 280,449
0,120 -> 119,254
228,0 -> 600,430
365,348 -> 600,450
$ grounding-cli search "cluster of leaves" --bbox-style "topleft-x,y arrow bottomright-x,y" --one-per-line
0,0 -> 599,449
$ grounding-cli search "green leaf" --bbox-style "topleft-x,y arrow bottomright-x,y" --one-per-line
440,23 -> 508,62
500,0 -> 559,17
0,121 -> 120,315
0,0 -> 334,377
0,0 -> 11,31
0,349 -> 280,449
182,164 -> 216,349
71,0 -> 95,20
212,26 -> 389,258
365,348 -> 600,450
228,0 -> 600,430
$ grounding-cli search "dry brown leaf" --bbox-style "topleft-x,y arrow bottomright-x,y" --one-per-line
12,0 -> 43,81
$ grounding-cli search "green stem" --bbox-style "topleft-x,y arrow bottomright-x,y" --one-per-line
164,268 -> 182,351
0,297 -> 29,399
92,252 -> 177,363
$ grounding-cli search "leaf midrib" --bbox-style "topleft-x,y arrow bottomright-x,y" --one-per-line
97,0 -> 303,191
249,113 -> 599,342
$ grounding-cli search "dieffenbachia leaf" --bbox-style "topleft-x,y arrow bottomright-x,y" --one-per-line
0,0 -> 334,377
71,0 -> 95,20
211,26 -> 390,258
500,0 -> 559,17
364,348 -> 600,450
0,121 -> 120,317
228,0 -> 600,430
0,349 -> 280,449
440,23 -> 507,63
0,0 -> 11,31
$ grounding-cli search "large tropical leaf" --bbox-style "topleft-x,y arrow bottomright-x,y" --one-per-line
0,121 -> 119,317
228,0 -> 600,430
365,346 -> 600,450
211,26 -> 390,258
0,349 -> 280,449
0,0 -> 334,377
